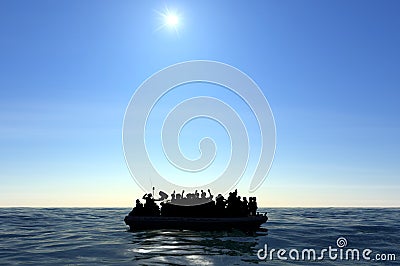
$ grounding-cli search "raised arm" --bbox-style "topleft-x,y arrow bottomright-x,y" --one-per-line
207,189 -> 213,199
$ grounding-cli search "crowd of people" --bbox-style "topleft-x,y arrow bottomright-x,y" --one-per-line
129,188 -> 259,218
216,189 -> 258,217
170,189 -> 213,203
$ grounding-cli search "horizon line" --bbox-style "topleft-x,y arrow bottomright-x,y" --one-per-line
1,206 -> 399,208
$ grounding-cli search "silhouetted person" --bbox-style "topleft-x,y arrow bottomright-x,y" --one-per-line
207,189 -> 213,200
136,199 -> 143,209
142,193 -> 160,216
227,190 -> 236,204
171,190 -> 176,201
186,192 -> 194,199
248,197 -> 253,215
226,190 -> 238,216
241,197 -> 248,216
201,190 -> 206,199
129,199 -> 144,216
142,193 -> 150,201
156,191 -> 168,201
248,197 -> 258,216
215,194 -> 226,216
137,188 -> 260,218
142,193 -> 151,207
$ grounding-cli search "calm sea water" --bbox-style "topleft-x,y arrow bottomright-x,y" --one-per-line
0,208 -> 399,265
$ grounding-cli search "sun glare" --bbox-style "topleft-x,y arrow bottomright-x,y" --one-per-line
166,14 -> 179,27
156,7 -> 181,35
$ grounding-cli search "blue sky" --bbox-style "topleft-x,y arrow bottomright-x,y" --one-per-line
0,0 -> 399,206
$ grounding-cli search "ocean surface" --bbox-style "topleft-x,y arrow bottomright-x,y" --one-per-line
0,208 -> 399,265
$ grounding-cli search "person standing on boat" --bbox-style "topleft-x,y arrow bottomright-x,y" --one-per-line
215,194 -> 226,216
201,190 -> 206,199
207,189 -> 213,200
171,190 -> 176,202
248,197 -> 258,216
241,197 -> 249,216
142,193 -> 160,216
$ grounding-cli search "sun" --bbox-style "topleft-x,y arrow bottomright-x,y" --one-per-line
155,7 -> 182,35
165,14 -> 179,27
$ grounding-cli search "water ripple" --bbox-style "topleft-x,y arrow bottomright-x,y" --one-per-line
0,208 -> 399,265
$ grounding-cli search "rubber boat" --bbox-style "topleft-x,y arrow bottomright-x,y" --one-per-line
124,214 -> 267,231
125,190 -> 267,231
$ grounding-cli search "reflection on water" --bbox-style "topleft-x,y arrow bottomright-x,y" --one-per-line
126,229 -> 267,265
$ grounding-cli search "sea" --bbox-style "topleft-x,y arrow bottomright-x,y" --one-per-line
0,208 -> 399,265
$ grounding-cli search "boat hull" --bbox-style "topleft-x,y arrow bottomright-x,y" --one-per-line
124,215 -> 268,231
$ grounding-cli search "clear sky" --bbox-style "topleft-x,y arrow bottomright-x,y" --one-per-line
1,0 -> 399,207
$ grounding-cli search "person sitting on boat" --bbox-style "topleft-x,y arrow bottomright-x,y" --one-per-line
185,192 -> 194,200
175,192 -> 181,200
136,199 -> 143,209
129,199 -> 144,216
201,190 -> 206,199
155,191 -> 168,201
